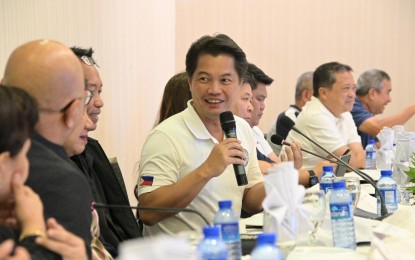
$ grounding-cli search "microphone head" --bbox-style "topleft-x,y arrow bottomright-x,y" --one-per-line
220,111 -> 236,131
270,134 -> 284,145
279,116 -> 295,131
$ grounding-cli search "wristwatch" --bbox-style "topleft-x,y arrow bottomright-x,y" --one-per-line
308,170 -> 319,187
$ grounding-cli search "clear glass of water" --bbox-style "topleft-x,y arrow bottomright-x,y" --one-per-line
302,190 -> 326,245
336,176 -> 361,209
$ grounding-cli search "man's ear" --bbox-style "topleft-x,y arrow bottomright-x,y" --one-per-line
188,79 -> 192,92
301,89 -> 310,101
318,87 -> 327,100
0,151 -> 11,172
62,99 -> 82,129
368,88 -> 377,100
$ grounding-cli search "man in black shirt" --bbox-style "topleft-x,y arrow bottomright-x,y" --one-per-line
70,47 -> 142,257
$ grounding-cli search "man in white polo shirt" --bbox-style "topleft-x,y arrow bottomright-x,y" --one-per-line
286,62 -> 365,169
137,34 -> 264,236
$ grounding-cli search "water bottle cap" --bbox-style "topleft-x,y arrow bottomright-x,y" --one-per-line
256,233 -> 276,245
381,170 -> 392,176
218,200 -> 232,209
368,139 -> 375,145
323,165 -> 333,172
203,226 -> 221,238
332,180 -> 346,189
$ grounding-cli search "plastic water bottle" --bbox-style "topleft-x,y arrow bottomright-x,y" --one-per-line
329,180 -> 356,250
214,200 -> 241,260
320,165 -> 335,194
377,170 -> 398,216
197,226 -> 228,260
365,139 -> 377,169
250,233 -> 284,260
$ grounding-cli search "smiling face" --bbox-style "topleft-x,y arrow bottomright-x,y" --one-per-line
319,71 -> 356,117
231,82 -> 253,124
84,65 -> 103,131
250,83 -> 267,127
189,54 -> 241,124
0,139 -> 31,202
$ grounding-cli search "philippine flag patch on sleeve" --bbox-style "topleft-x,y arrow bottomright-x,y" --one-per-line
140,176 -> 154,186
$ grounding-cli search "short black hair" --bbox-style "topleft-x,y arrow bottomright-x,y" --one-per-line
0,85 -> 38,157
185,34 -> 248,82
313,62 -> 353,97
247,63 -> 274,90
70,46 -> 94,59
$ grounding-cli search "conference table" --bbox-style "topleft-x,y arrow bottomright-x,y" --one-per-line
240,169 -> 412,259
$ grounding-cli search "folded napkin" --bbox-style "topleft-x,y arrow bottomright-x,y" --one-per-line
392,131 -> 415,184
263,162 -> 313,242
376,128 -> 394,170
370,206 -> 415,259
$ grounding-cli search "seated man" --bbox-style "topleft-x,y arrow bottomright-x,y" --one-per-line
267,71 -> 313,154
286,62 -> 365,169
69,47 -> 141,256
137,34 -> 264,236
351,69 -> 415,148
231,70 -> 328,187
3,40 -> 93,259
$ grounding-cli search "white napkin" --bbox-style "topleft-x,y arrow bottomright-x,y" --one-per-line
392,131 -> 415,184
369,206 -> 415,259
262,162 -> 313,242
376,127 -> 394,170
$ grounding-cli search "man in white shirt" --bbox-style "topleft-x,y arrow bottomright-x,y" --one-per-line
235,65 -> 328,186
286,62 -> 365,169
137,34 -> 264,236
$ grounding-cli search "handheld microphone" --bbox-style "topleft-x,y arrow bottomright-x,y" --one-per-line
285,119 -> 389,217
270,134 -> 338,164
220,111 -> 248,186
92,202 -> 210,226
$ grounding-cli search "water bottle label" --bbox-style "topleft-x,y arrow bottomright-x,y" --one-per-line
219,222 -> 240,242
366,150 -> 375,160
330,203 -> 352,220
320,182 -> 333,194
381,189 -> 397,205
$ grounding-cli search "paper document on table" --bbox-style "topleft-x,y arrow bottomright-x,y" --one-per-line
356,189 -> 377,214
118,235 -> 196,259
345,170 -> 380,181
370,206 -> 415,259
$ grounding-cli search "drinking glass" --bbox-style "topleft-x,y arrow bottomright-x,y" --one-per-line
337,176 -> 361,209
302,190 -> 325,245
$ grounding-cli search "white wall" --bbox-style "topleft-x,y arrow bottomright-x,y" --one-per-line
0,0 -> 176,206
176,0 -> 415,134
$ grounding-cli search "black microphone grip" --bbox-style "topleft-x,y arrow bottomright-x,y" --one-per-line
220,111 -> 248,186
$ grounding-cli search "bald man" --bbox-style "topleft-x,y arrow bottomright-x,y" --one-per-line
2,40 -> 93,259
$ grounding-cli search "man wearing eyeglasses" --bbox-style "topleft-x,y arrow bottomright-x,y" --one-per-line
2,40 -> 93,259
70,47 -> 142,257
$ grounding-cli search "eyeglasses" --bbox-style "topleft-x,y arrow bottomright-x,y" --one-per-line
85,90 -> 94,106
40,90 -> 93,113
80,55 -> 100,68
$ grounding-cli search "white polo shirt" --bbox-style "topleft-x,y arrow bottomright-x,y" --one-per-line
252,126 -> 273,157
138,101 -> 263,236
286,97 -> 361,169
